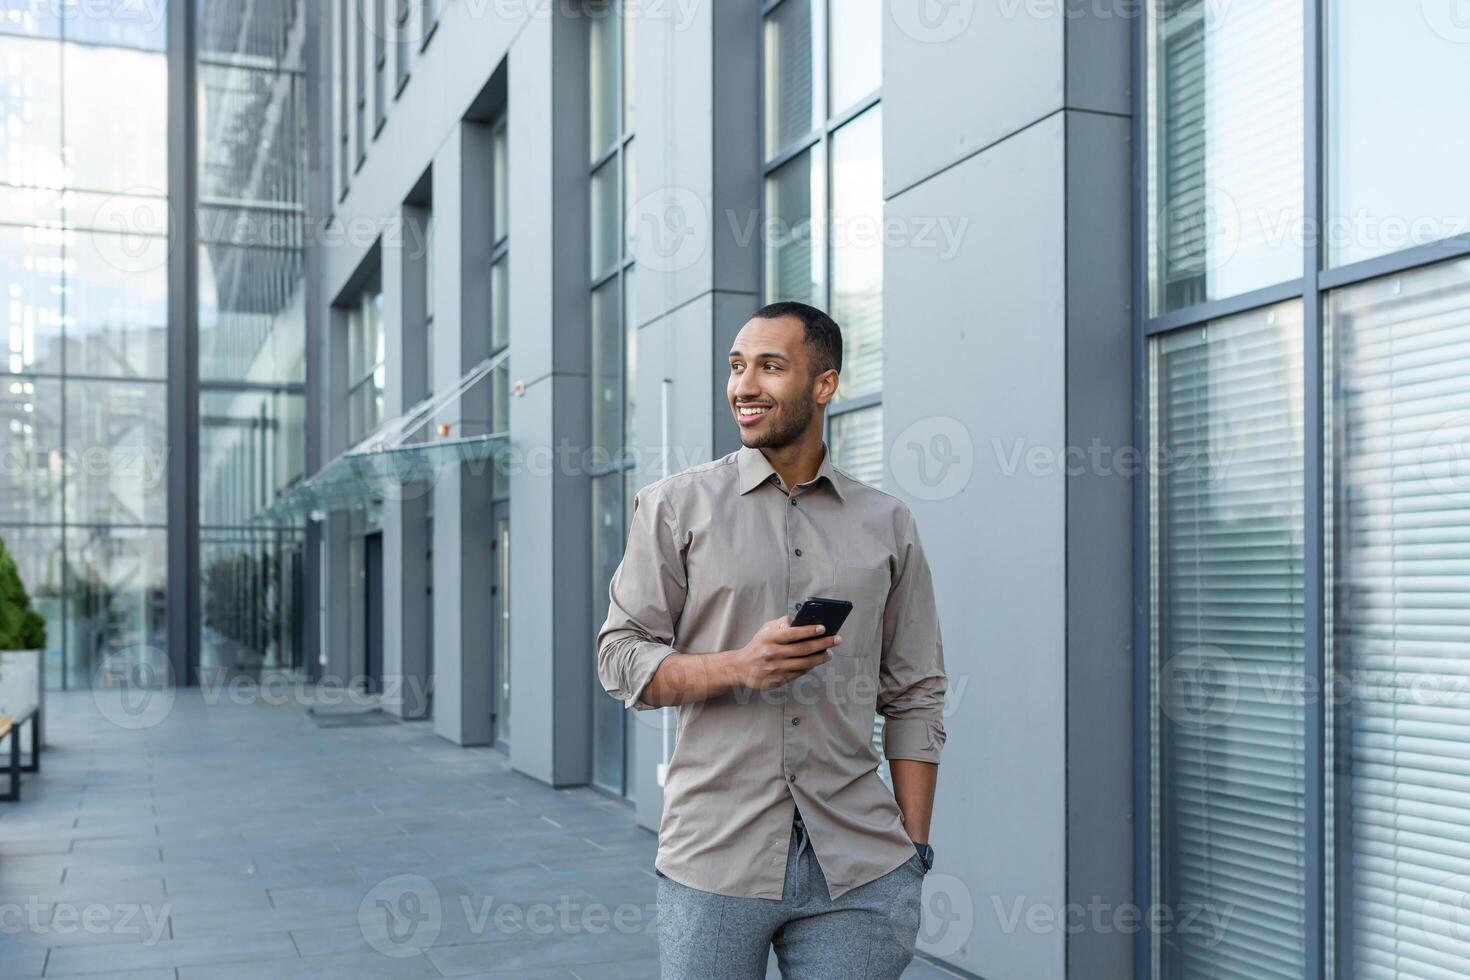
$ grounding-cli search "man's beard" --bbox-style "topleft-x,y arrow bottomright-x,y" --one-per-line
740,384 -> 817,450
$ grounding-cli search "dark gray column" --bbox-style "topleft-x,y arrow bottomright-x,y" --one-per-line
302,0 -> 330,681
623,0 -> 763,827
165,0 -> 199,687
503,12 -> 594,784
430,122 -> 497,746
884,7 -> 1132,979
381,208 -> 432,718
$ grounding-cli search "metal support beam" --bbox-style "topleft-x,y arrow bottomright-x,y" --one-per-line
166,0 -> 200,687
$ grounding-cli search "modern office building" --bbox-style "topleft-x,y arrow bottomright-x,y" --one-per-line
0,0 -> 309,691
4,1 -> 1470,978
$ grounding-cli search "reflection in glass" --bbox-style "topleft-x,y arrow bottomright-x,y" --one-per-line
347,286 -> 385,443
589,0 -> 619,158
0,525 -> 64,689
63,43 -> 168,193
1328,258 -> 1470,974
63,526 -> 167,691
1328,4 -> 1470,268
0,377 -> 62,524
591,471 -> 626,793
830,405 -> 882,488
64,379 -> 168,527
831,107 -> 882,402
198,239 -> 307,384
764,148 -> 824,306
624,268 -> 636,453
1146,0 -> 1303,314
0,36 -> 63,189
591,279 -> 622,458
200,388 -> 307,527
493,123 -> 509,244
200,528 -> 306,677
491,255 -> 509,351
621,0 -> 635,131
66,230 -> 168,379
0,224 -> 65,376
493,512 -> 511,741
591,157 -> 620,278
1149,302 -> 1305,979
622,137 -> 637,260
763,0 -> 816,160
828,0 -> 879,116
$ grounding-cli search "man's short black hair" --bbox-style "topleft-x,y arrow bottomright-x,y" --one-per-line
751,301 -> 843,377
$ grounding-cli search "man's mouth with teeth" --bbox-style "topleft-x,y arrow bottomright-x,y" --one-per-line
736,403 -> 773,424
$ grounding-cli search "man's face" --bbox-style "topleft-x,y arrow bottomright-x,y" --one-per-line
726,316 -> 836,449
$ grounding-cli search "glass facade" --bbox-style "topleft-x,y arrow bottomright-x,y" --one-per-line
589,0 -> 637,798
1143,5 -> 1470,979
196,1 -> 309,679
1,4 -> 170,689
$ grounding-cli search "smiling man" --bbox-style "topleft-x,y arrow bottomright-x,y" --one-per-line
596,301 -> 948,979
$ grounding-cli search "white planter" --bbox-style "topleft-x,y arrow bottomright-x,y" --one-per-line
0,649 -> 43,756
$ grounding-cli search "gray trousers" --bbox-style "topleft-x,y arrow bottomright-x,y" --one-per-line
656,814 -> 926,979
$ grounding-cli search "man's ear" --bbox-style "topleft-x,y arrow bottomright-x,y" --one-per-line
813,369 -> 840,406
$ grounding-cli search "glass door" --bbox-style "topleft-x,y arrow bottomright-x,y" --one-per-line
491,504 -> 511,748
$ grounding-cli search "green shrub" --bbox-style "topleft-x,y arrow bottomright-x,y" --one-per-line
0,535 -> 48,652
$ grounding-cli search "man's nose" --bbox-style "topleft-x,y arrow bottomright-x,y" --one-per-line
734,371 -> 762,399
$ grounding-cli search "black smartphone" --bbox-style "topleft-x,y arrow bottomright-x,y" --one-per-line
790,596 -> 853,636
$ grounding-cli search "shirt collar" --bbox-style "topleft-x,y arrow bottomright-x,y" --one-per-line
736,444 -> 846,502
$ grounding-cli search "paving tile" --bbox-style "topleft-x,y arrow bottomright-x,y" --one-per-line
43,931 -> 300,975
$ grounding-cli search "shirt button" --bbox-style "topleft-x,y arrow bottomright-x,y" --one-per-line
791,718 -> 801,726
794,603 -> 801,611
790,498 -> 798,507
787,772 -> 797,782
794,548 -> 803,557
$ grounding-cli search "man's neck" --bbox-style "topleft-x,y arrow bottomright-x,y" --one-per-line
759,433 -> 826,491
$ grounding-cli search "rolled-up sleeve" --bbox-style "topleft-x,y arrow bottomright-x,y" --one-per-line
596,483 -> 688,710
878,510 -> 948,763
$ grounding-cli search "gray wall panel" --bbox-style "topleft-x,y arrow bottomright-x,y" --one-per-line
886,116 -> 1068,980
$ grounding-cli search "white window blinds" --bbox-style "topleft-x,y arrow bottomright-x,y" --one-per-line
1330,257 -> 1470,979
1150,302 -> 1307,978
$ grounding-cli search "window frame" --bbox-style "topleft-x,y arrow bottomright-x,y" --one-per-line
757,0 -> 883,464
1131,5 -> 1470,980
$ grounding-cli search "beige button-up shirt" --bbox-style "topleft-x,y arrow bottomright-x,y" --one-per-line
597,445 -> 947,900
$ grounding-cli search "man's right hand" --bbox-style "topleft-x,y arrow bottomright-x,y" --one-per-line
730,616 -> 842,690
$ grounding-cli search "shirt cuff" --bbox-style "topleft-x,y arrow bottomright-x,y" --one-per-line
883,716 -> 946,765
621,642 -> 679,711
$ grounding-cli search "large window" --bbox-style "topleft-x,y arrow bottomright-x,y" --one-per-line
762,0 -> 883,486
589,0 -> 637,798
0,9 -> 170,690
196,2 -> 310,678
347,283 -> 385,445
1141,5 -> 1470,979
1145,0 -> 1304,315
1328,257 -> 1470,979
1149,303 -> 1307,978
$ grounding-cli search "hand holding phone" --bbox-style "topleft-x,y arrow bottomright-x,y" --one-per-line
790,596 -> 853,636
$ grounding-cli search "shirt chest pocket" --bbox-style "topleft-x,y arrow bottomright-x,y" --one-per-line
809,562 -> 889,658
